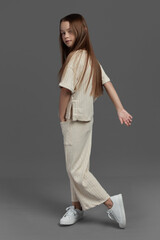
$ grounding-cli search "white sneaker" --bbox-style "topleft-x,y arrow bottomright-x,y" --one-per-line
59,205 -> 84,225
106,194 -> 126,228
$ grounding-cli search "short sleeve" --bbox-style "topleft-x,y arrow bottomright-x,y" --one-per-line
98,61 -> 111,85
59,65 -> 75,94
59,50 -> 83,94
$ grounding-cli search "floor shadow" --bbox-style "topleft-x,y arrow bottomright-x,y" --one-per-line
0,178 -> 66,218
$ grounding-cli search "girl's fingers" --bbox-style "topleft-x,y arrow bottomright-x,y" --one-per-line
119,118 -> 123,124
127,115 -> 133,121
126,121 -> 130,126
124,118 -> 130,125
128,117 -> 132,122
126,119 -> 132,126
118,111 -> 133,126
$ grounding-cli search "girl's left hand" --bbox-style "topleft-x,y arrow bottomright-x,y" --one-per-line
117,108 -> 133,126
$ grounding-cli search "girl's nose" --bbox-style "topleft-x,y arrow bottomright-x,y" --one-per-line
65,32 -> 69,38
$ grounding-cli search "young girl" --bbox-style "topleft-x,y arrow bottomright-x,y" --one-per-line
58,13 -> 133,228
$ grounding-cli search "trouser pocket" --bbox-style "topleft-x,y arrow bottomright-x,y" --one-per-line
60,121 -> 72,146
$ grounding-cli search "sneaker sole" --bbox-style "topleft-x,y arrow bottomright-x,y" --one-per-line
59,215 -> 83,225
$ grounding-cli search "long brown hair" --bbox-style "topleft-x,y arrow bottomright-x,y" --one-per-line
58,13 -> 104,99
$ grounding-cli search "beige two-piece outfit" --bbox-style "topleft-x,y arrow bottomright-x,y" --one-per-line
59,49 -> 111,211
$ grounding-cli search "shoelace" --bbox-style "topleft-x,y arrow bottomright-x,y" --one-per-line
63,206 -> 77,217
106,208 -> 120,223
106,209 -> 115,221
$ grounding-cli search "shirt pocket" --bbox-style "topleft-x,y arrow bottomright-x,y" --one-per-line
60,121 -> 72,146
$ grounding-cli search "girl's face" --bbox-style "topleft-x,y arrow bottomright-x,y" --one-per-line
60,21 -> 76,48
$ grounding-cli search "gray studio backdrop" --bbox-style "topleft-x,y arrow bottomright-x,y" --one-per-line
0,0 -> 159,179
0,1 -> 160,240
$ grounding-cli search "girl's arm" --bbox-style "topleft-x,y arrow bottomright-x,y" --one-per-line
103,81 -> 133,126
59,87 -> 71,122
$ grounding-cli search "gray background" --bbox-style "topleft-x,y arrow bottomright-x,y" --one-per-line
0,0 -> 159,239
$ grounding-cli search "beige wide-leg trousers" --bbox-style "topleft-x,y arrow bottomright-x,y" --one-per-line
60,117 -> 110,211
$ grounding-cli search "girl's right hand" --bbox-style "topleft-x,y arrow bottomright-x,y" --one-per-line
117,108 -> 133,126
60,117 -> 66,123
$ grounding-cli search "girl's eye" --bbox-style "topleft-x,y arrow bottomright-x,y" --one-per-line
61,30 -> 73,35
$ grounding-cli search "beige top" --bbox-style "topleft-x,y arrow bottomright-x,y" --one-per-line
59,49 -> 111,121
